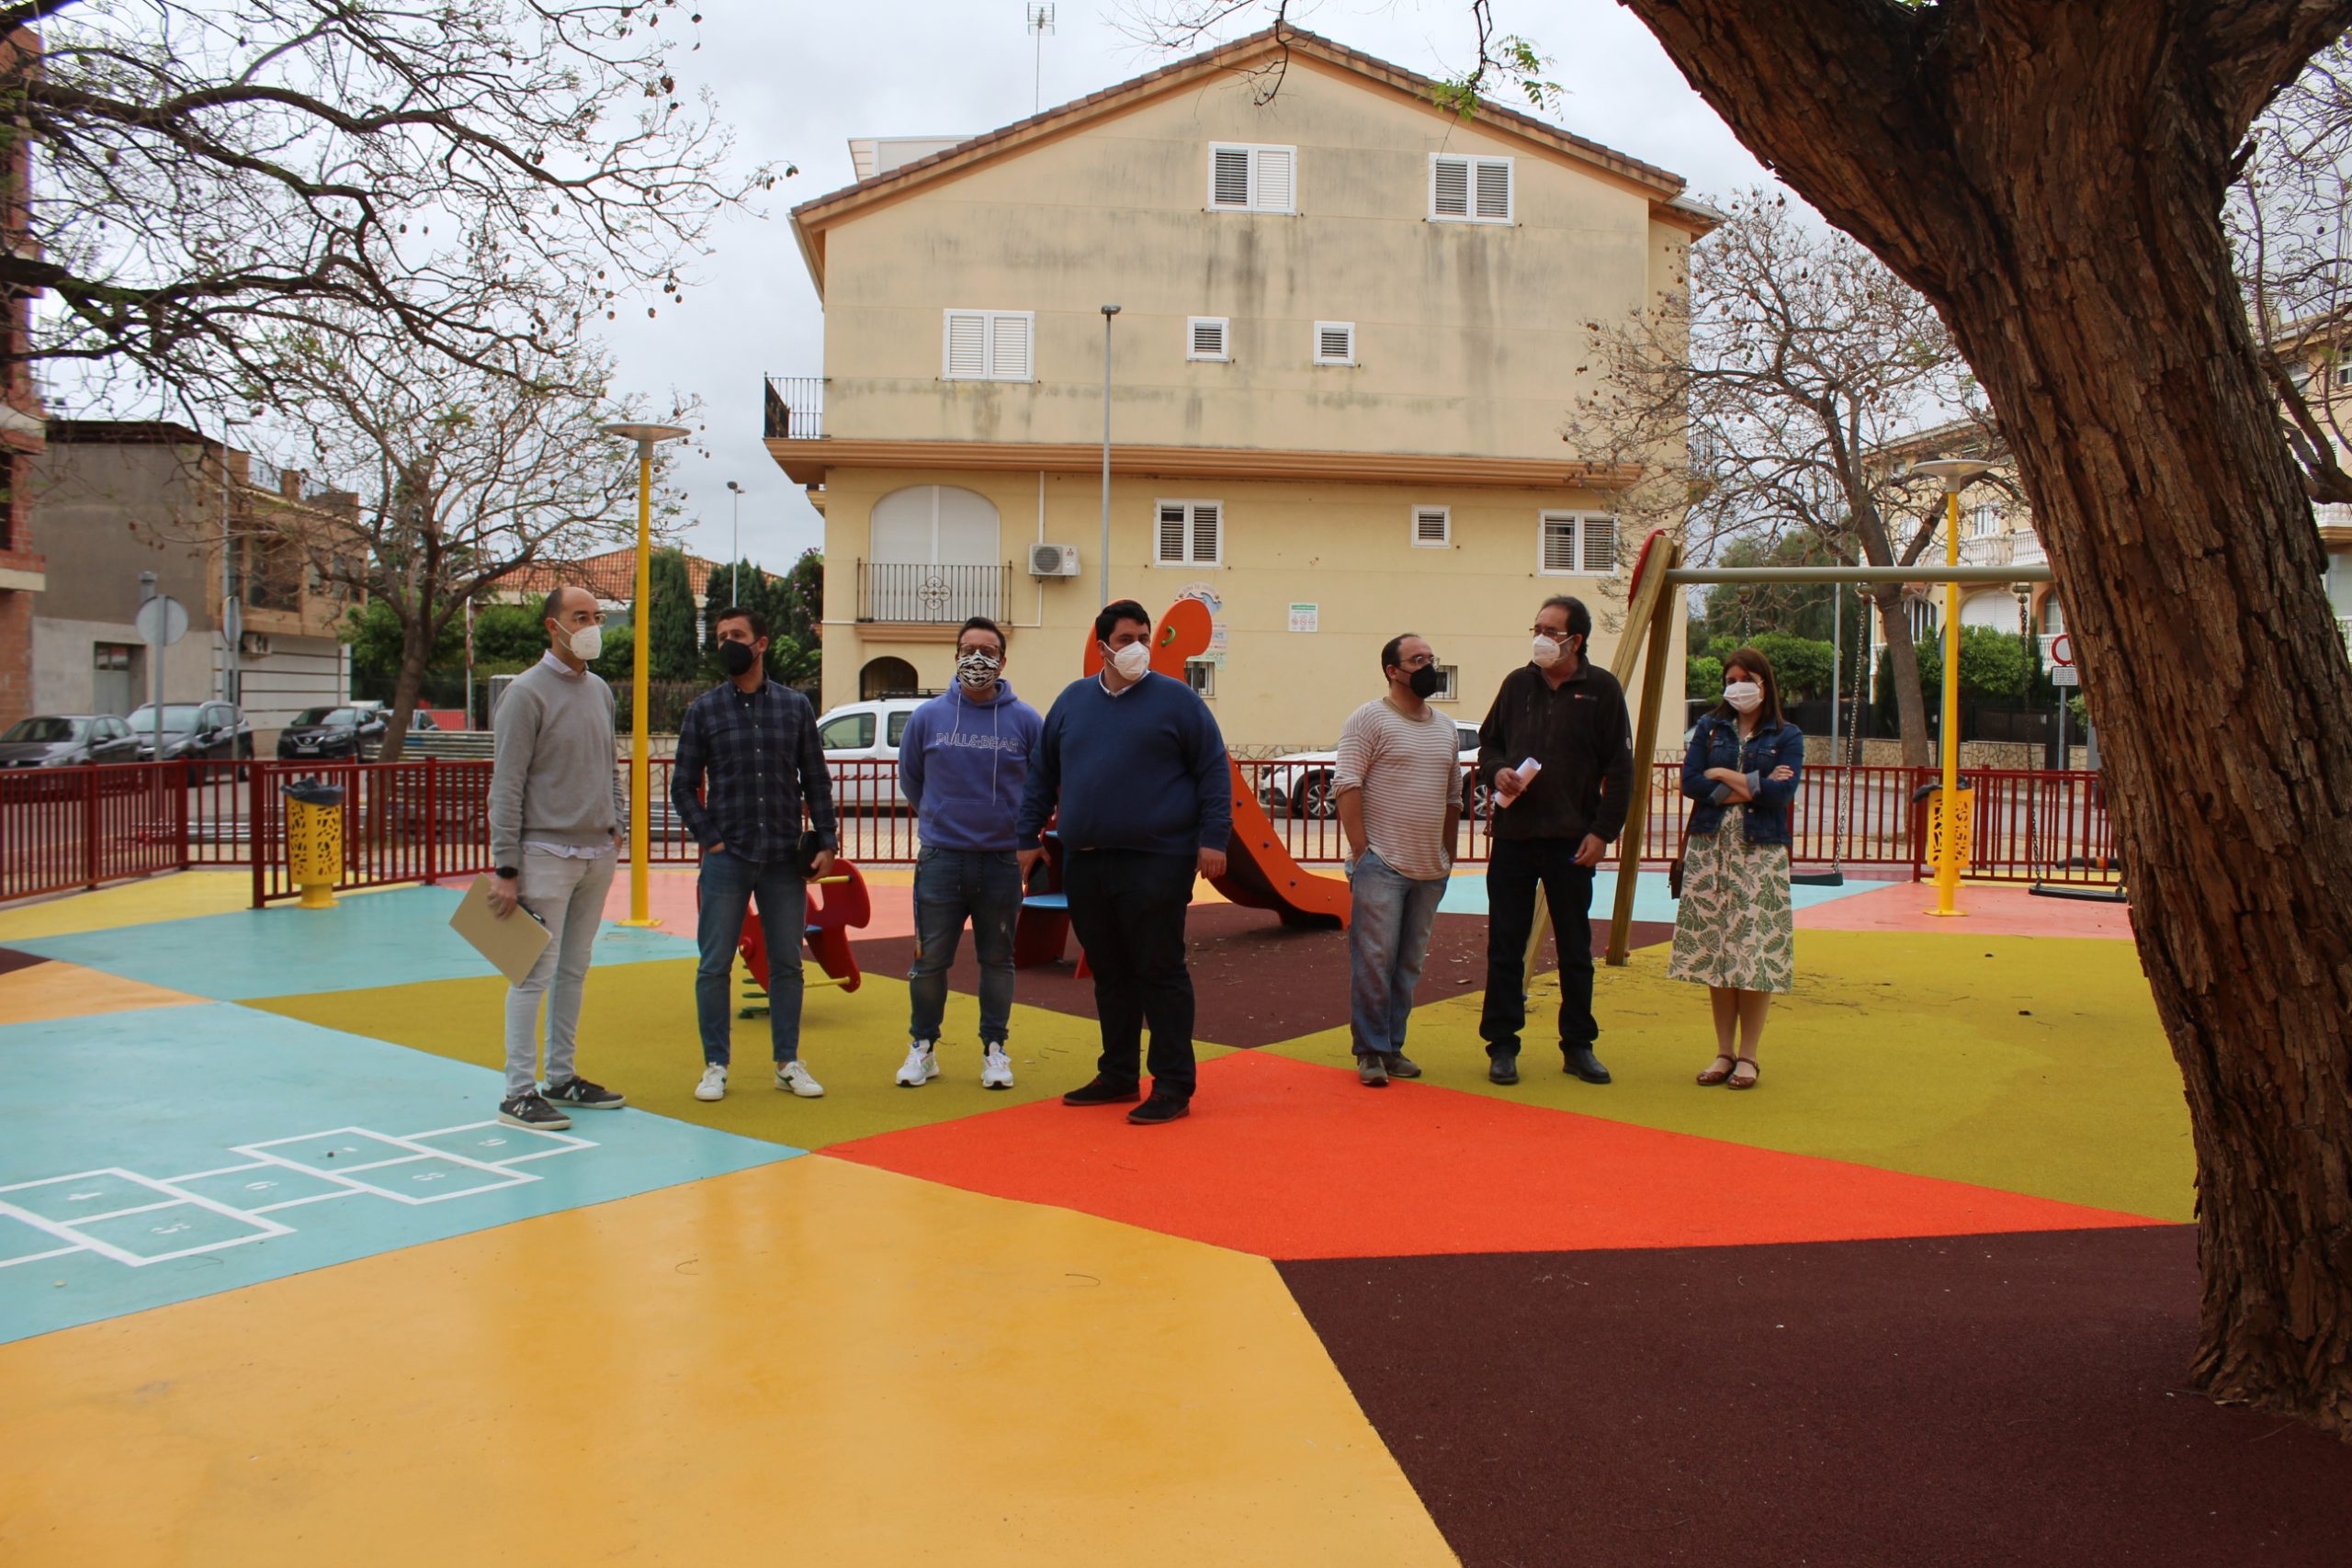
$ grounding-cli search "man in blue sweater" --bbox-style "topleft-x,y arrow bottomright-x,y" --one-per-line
1017,600 -> 1232,1125
895,615 -> 1043,1091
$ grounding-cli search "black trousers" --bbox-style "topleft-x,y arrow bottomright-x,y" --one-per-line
1478,835 -> 1599,1057
1064,848 -> 1198,1099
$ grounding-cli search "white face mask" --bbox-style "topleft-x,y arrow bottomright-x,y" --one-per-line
1105,640 -> 1151,680
1530,635 -> 1565,668
956,650 -> 1001,690
1724,680 -> 1763,715
561,623 -> 603,662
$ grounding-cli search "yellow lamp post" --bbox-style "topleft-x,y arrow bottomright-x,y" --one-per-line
1908,458 -> 1994,917
597,421 -> 692,928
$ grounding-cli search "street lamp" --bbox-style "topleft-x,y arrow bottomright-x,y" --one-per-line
1907,457 -> 1994,918
598,420 -> 692,929
1099,304 -> 1120,604
725,480 -> 744,604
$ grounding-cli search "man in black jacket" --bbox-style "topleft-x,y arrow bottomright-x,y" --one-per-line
1476,594 -> 1634,1087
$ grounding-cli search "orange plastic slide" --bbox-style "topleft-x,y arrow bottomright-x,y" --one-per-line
1080,598 -> 1351,931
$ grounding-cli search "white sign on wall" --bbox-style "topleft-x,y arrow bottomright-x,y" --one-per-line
1288,603 -> 1319,634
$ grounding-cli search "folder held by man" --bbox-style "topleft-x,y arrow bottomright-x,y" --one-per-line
448,874 -> 551,983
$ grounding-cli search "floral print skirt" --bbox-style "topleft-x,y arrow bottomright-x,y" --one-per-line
1667,807 -> 1795,994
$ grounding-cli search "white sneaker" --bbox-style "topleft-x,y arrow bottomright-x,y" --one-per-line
895,1042 -> 940,1088
694,1063 -> 728,1102
775,1060 -> 825,1099
980,1044 -> 1014,1090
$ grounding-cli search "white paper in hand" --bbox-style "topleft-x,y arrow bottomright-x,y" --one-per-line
1497,756 -> 1542,807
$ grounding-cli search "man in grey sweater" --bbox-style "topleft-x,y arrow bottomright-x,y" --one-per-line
486,585 -> 631,1130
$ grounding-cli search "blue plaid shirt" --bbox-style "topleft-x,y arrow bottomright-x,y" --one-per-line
670,679 -> 837,864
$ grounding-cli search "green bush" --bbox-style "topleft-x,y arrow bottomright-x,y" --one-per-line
1687,654 -> 1724,698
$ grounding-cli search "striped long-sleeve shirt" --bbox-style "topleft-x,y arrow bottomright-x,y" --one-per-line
1332,697 -> 1465,881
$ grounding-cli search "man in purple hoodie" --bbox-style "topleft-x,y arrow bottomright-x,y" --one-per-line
893,616 -> 1045,1090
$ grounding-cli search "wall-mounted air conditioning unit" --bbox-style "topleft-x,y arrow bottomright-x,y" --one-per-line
239,632 -> 272,657
1028,544 -> 1081,577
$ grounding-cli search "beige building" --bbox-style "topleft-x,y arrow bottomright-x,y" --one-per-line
770,26 -> 1706,751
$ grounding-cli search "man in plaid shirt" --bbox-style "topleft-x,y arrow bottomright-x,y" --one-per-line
670,604 -> 838,1102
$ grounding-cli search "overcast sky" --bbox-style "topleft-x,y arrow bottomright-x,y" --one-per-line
544,0 -> 1775,573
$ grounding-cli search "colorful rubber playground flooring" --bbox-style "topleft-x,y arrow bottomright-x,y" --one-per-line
2,868 -> 2346,1565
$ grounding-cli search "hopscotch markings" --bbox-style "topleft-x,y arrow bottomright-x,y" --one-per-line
0,1122 -> 591,1269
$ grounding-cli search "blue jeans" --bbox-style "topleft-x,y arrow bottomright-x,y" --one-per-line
695,848 -> 805,1066
1348,849 -> 1448,1058
908,847 -> 1023,1047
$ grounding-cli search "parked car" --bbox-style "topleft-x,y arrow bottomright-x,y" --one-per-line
276,705 -> 388,761
817,698 -> 925,811
0,714 -> 142,769
129,701 -> 254,780
1258,722 -> 1490,820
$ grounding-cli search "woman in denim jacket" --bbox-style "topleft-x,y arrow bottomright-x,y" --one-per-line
1668,647 -> 1804,1089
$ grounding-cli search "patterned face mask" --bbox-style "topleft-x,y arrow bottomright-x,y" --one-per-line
956,650 -> 1001,690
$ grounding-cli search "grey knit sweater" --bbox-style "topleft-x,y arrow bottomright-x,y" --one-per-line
489,655 -> 628,868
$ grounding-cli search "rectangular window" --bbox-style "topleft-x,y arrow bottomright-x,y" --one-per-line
1432,664 -> 1459,703
1185,660 -> 1216,697
1539,512 -> 1620,575
1207,143 -> 1296,213
941,309 -> 1035,381
1155,500 -> 1223,567
1187,317 -> 1229,362
1430,153 -> 1513,223
1314,321 -> 1356,367
1412,505 -> 1451,547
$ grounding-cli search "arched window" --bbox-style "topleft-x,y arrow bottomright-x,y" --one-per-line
867,485 -> 1001,622
860,656 -> 920,700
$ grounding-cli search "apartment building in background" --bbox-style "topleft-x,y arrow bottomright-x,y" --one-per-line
28,423 -> 359,746
0,26 -> 49,731
769,26 -> 1709,750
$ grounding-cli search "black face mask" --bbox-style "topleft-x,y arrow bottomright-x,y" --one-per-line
1405,664 -> 1442,699
718,639 -> 758,677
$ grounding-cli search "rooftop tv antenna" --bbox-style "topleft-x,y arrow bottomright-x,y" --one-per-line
1026,4 -> 1056,114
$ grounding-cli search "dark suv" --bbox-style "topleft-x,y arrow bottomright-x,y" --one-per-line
276,705 -> 388,761
130,701 -> 254,781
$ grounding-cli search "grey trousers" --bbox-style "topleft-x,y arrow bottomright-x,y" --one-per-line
503,846 -> 616,1097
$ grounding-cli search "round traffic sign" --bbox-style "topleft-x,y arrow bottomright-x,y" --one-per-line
134,594 -> 188,648
2050,632 -> 2072,667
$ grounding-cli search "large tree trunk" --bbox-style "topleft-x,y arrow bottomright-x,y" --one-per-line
379,613 -> 435,766
1867,585 -> 1934,767
1624,0 -> 2352,1434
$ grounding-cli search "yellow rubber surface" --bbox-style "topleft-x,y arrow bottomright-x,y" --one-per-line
0,1156 -> 1456,1568
1265,928 -> 2192,1222
0,961 -> 205,1023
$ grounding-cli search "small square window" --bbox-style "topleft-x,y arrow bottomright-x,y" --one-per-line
1314,321 -> 1355,367
1185,660 -> 1216,697
1412,506 -> 1450,547
1187,317 -> 1229,362
1432,664 -> 1458,703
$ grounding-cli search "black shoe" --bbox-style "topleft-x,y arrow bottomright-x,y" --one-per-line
1062,1076 -> 1142,1107
1562,1044 -> 1612,1084
1384,1053 -> 1422,1079
544,1076 -> 626,1110
1487,1051 -> 1521,1086
1358,1055 -> 1389,1088
1127,1093 -> 1192,1125
498,1091 -> 571,1130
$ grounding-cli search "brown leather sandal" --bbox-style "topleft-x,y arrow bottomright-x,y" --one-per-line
1696,1055 -> 1736,1086
1728,1056 -> 1760,1090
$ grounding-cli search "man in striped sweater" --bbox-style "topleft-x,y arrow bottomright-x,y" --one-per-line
1333,634 -> 1465,1088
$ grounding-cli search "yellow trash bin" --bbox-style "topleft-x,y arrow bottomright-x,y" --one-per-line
1918,779 -> 1977,910
284,777 -> 345,909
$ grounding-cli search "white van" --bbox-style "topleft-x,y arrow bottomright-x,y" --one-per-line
817,697 -> 927,810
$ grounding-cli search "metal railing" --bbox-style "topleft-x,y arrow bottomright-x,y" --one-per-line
3,758 -> 2125,908
763,375 -> 826,439
2339,616 -> 2351,658
856,559 -> 1009,624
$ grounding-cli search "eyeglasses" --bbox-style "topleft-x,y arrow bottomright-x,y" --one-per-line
1398,653 -> 1439,669
1531,626 -> 1570,639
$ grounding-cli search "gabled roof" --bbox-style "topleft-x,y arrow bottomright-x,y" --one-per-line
787,25 -> 1709,296
494,547 -> 718,606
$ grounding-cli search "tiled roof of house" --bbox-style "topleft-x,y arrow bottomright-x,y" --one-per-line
495,547 -> 718,606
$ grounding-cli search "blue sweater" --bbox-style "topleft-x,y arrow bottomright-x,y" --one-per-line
1017,671 -> 1233,857
899,681 -> 1043,853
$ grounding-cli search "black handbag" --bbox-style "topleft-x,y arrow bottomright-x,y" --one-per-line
795,829 -> 825,878
1668,825 -> 1692,898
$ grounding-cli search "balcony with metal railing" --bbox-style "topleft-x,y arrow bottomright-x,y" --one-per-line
856,560 -> 1008,625
2340,616 -> 2351,657
764,376 -> 826,440
1958,533 -> 2015,567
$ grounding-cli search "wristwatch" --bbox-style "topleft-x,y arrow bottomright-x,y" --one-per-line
495,865 -> 518,879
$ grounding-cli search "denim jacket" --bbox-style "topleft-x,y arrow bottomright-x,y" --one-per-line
1680,714 -> 1804,846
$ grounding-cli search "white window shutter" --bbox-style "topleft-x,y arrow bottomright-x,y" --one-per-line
1212,146 -> 1251,209
989,313 -> 1031,381
1431,156 -> 1470,218
944,312 -> 987,378
1191,502 -> 1220,563
1415,507 -> 1449,545
1580,517 -> 1618,574
1475,159 -> 1512,220
1158,503 -> 1189,564
1542,515 -> 1577,572
1253,147 -> 1294,212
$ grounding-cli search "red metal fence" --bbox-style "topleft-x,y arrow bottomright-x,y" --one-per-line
0,757 -> 2122,908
